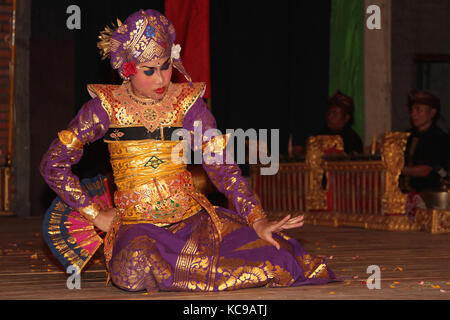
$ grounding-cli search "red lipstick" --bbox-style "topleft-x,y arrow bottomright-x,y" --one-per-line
155,87 -> 166,94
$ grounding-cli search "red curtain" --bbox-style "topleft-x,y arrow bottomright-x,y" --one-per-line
165,0 -> 211,98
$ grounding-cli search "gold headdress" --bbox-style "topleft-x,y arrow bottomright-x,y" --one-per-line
95,9 -> 193,85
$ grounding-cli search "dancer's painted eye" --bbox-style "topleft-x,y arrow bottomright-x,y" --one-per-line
144,69 -> 155,76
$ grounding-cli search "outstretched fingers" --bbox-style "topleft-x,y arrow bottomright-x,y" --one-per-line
277,214 -> 292,226
284,215 -> 305,228
271,215 -> 292,232
281,221 -> 304,230
286,215 -> 304,224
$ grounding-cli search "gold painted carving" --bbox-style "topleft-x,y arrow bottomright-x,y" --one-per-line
415,208 -> 450,234
305,135 -> 343,211
380,132 -> 410,215
266,211 -> 423,232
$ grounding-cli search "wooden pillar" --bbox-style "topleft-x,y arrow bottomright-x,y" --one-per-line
363,0 -> 392,145
12,0 -> 31,217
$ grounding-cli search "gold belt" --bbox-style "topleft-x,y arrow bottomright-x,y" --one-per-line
114,170 -> 224,241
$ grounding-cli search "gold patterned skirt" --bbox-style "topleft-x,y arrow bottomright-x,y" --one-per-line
108,206 -> 336,292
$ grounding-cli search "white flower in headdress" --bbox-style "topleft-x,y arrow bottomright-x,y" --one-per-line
171,44 -> 181,60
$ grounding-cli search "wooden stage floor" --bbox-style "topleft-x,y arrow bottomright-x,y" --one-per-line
0,216 -> 449,300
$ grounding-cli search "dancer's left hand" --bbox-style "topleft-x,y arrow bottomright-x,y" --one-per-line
252,214 -> 304,250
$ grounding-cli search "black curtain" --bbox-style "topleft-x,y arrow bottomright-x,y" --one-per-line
210,1 -> 331,155
31,1 -> 78,216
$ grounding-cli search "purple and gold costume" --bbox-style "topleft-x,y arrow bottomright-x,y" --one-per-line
40,9 -> 336,292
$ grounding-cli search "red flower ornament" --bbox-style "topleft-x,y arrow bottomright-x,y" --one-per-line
123,62 -> 137,78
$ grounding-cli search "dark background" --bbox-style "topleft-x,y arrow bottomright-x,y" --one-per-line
30,0 -> 331,216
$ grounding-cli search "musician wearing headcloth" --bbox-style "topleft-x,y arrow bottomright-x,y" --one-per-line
401,90 -> 450,192
317,90 -> 363,154
40,9 -> 336,292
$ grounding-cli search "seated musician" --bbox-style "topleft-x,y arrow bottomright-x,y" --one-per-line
317,90 -> 363,155
401,90 -> 450,192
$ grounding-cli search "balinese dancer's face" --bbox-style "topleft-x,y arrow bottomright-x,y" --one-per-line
131,56 -> 173,100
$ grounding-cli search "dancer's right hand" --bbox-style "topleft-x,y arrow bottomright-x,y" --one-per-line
93,209 -> 118,232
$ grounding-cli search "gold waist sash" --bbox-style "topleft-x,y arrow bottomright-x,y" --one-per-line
107,139 -> 224,240
114,170 -> 201,224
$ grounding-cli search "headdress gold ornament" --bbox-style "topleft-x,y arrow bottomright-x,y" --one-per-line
97,18 -> 123,61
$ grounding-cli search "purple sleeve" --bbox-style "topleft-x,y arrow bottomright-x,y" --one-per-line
183,98 -> 266,225
40,97 -> 109,211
